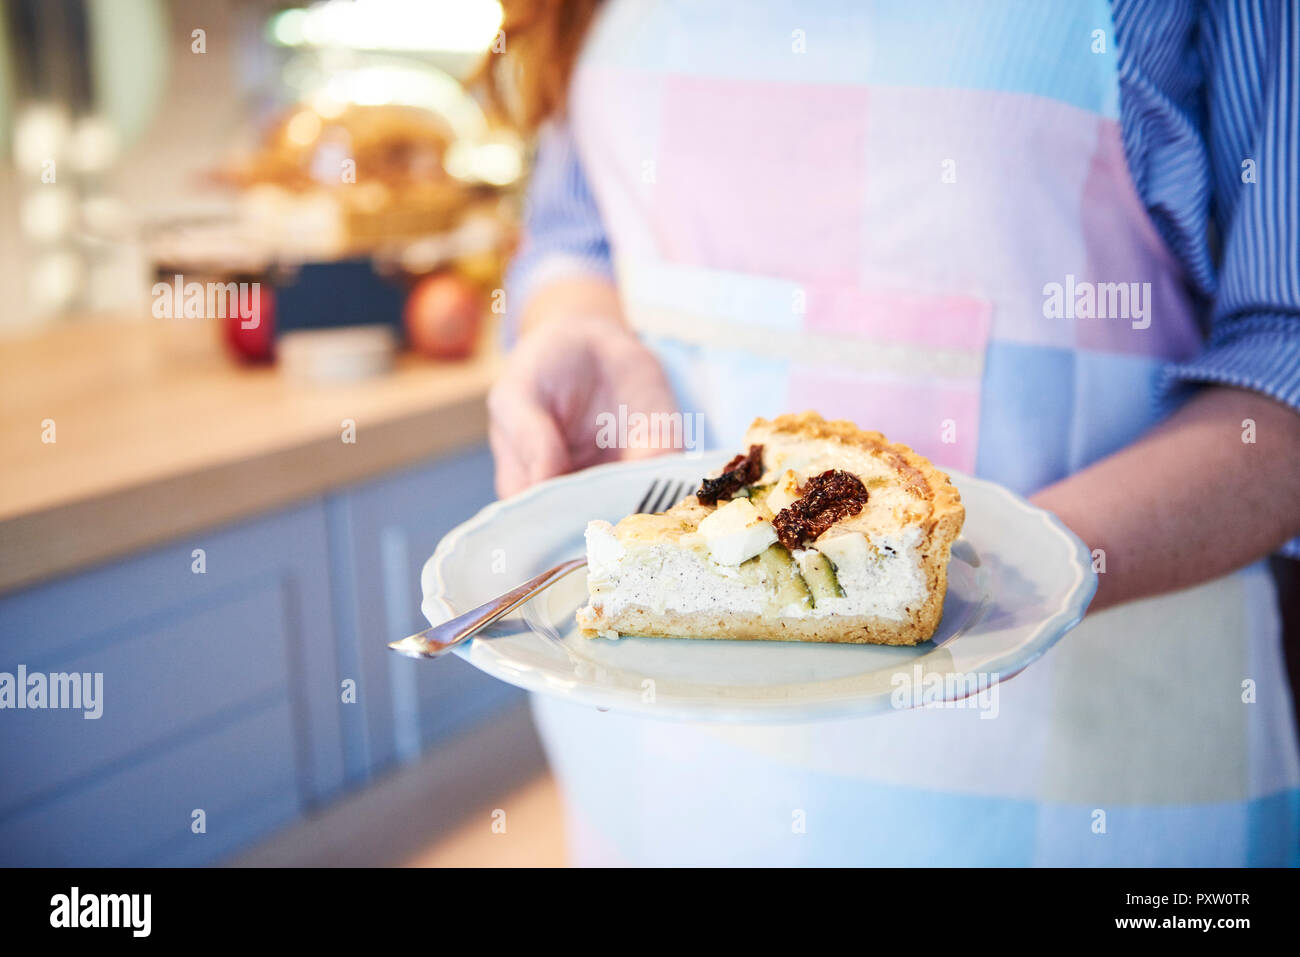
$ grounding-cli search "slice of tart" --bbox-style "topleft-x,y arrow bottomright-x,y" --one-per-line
576,411 -> 965,645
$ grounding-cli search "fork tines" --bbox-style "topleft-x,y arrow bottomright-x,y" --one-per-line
635,478 -> 691,514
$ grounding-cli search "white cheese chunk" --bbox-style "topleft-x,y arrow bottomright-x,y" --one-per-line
814,530 -> 870,570
794,547 -> 828,581
765,469 -> 802,514
698,498 -> 778,565
585,520 -> 625,580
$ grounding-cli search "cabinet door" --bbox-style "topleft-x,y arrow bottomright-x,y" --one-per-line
328,444 -> 523,780
0,502 -> 343,865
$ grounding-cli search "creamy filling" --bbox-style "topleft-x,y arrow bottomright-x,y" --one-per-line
796,525 -> 927,620
583,520 -> 927,623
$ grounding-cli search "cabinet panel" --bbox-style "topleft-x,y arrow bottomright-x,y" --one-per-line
0,581 -> 290,817
0,502 -> 344,864
0,700 -> 299,866
328,444 -> 522,779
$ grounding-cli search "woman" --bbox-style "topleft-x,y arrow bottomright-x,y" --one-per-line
485,0 -> 1300,864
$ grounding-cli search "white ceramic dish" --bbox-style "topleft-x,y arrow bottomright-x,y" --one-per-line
421,452 -> 1096,723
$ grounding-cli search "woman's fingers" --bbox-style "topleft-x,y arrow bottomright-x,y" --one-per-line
621,441 -> 676,462
614,370 -> 685,461
489,419 -> 530,498
488,382 -> 571,498
486,318 -> 683,497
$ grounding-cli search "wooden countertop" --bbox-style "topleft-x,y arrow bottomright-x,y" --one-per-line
0,316 -> 500,595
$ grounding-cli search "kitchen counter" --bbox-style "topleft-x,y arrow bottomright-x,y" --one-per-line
0,315 -> 500,594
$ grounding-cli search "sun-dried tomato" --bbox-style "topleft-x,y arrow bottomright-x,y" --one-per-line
772,469 -> 868,549
696,444 -> 764,506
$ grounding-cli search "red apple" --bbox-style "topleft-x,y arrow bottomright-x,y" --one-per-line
223,284 -> 276,363
404,272 -> 484,360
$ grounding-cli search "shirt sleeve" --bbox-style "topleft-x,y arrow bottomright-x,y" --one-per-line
1158,0 -> 1300,414
502,120 -> 615,346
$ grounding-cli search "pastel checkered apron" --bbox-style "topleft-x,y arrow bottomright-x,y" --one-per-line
530,0 -> 1300,864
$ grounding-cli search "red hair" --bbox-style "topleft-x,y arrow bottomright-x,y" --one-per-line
475,0 -> 603,132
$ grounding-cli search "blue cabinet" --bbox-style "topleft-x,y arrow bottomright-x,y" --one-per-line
0,503 -> 340,864
0,444 -> 516,865
327,445 -> 523,780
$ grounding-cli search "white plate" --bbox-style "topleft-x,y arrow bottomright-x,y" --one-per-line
421,452 -> 1096,723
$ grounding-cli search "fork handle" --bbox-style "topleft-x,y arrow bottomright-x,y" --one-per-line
388,557 -> 588,659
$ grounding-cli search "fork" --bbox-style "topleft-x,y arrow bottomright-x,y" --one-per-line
388,476 -> 692,659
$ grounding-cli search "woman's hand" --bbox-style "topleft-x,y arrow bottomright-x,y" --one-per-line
488,278 -> 679,498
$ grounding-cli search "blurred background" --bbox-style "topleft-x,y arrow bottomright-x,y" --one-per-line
0,0 -> 566,865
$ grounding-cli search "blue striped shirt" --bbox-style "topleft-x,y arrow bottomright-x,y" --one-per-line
1112,0 -> 1300,415
508,0 -> 1300,423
